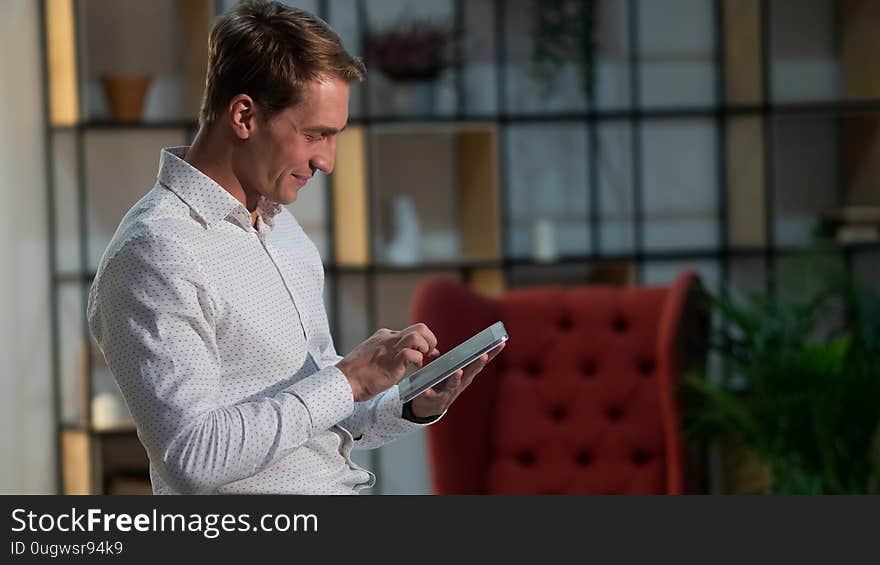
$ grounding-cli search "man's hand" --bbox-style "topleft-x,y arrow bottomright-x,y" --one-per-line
336,323 -> 439,402
409,341 -> 506,419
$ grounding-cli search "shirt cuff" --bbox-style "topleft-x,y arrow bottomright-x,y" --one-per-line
289,365 -> 354,432
381,387 -> 447,430
402,401 -> 443,424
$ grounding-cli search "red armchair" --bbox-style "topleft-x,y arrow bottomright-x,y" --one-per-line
410,272 -> 707,494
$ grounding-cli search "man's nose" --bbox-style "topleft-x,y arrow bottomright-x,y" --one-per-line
311,137 -> 337,175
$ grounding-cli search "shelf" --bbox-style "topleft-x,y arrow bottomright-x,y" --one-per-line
54,272 -> 96,283
331,260 -> 501,275
50,119 -> 198,132
61,421 -> 138,436
356,102 -> 880,124
60,424 -> 148,495
53,242 -> 880,284
346,101 -> 880,125
739,100 -> 880,118
44,98 -> 880,135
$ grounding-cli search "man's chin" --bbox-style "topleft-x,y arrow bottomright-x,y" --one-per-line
277,190 -> 299,205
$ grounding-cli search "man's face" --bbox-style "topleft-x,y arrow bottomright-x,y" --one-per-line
240,77 -> 350,205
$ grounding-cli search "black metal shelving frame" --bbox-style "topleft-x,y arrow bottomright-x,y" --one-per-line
38,0 -> 63,496
40,0 -> 880,494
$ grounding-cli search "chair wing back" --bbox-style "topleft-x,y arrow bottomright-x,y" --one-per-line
410,272 -> 704,494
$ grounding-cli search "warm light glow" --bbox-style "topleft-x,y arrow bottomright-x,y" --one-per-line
456,129 -> 501,261
333,127 -> 370,265
47,0 -> 79,125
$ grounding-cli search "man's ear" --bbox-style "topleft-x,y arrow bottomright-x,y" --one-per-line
228,94 -> 256,140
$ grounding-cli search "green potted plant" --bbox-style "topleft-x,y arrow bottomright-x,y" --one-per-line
685,246 -> 880,494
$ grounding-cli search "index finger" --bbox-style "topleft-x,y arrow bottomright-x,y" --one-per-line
400,322 -> 438,353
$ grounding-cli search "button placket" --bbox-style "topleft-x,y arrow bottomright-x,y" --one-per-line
259,237 -> 310,343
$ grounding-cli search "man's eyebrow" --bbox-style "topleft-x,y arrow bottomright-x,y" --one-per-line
303,123 -> 348,135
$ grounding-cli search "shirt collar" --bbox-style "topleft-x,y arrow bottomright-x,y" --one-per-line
157,146 -> 283,229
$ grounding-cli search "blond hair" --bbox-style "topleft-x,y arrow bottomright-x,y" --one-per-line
200,0 -> 365,126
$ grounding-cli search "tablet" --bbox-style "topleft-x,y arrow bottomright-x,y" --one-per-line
397,321 -> 508,403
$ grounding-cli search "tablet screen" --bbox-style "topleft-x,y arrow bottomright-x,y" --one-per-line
397,321 -> 508,403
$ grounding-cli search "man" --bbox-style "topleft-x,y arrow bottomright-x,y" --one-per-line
87,0 -> 502,495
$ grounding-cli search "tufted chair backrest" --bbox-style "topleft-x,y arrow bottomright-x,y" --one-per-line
410,272 -> 706,494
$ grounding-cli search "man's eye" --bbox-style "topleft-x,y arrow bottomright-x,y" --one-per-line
305,133 -> 322,142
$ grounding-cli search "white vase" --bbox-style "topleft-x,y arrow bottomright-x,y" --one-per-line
386,195 -> 421,265
532,218 -> 558,262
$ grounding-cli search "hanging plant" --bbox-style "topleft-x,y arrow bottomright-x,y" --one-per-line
531,0 -> 596,99
366,19 -> 455,82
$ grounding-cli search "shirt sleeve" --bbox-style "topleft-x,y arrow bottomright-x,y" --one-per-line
310,282 -> 434,449
87,233 -> 354,494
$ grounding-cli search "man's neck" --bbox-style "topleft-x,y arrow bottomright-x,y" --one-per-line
184,128 -> 260,226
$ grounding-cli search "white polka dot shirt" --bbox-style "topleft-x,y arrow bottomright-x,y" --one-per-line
87,146 -> 427,494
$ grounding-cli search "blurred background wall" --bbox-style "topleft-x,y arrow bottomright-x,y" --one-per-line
0,0 -> 53,493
